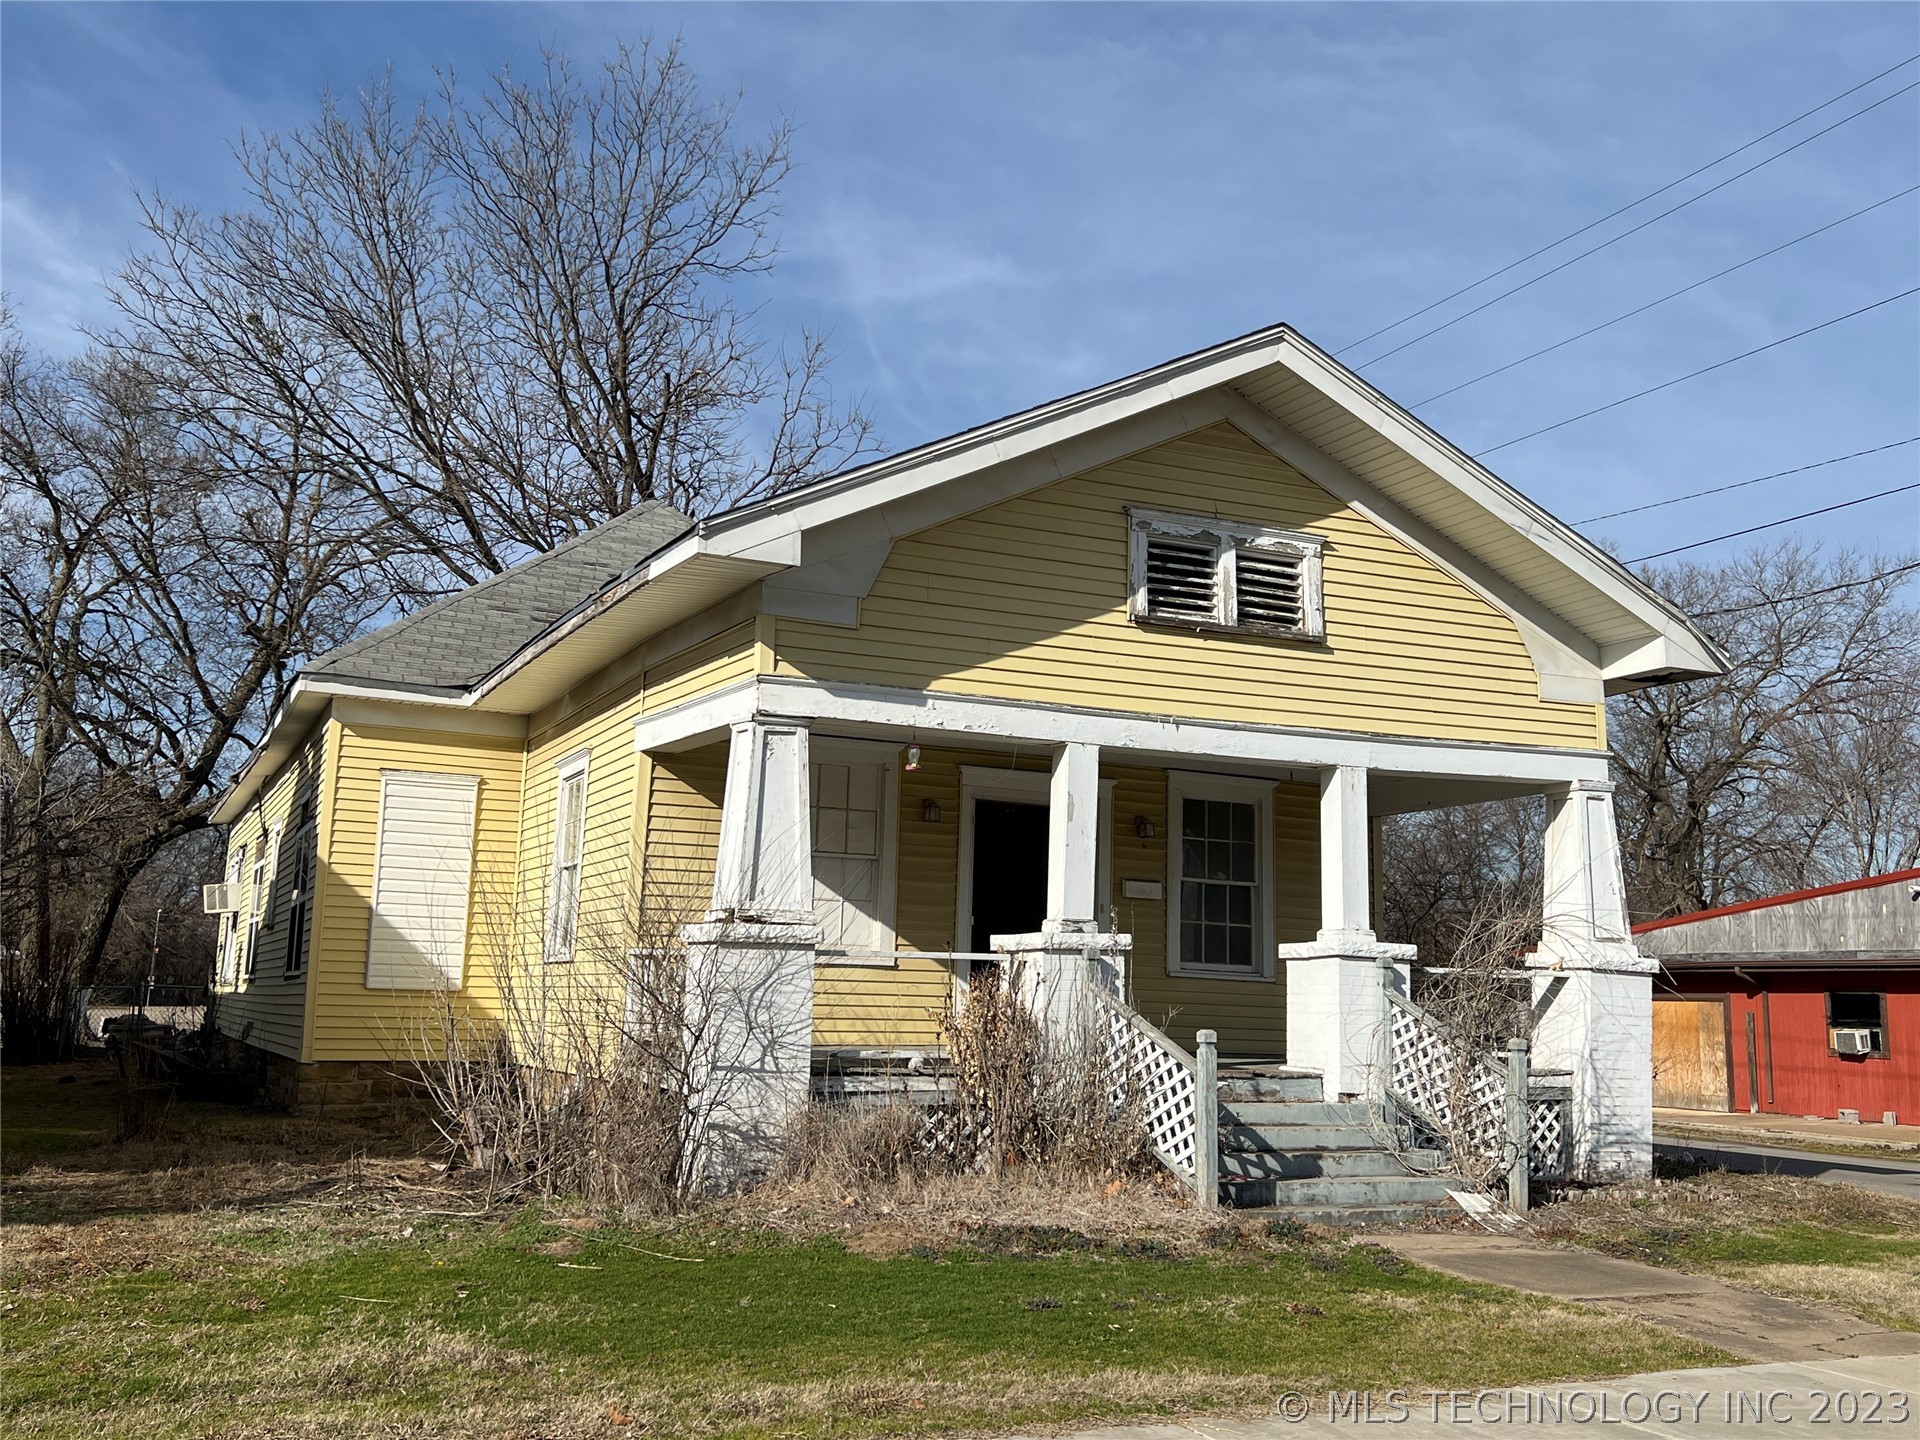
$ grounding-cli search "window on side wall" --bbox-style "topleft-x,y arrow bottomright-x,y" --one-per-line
1166,772 -> 1273,980
282,796 -> 316,980
218,842 -> 248,988
546,753 -> 591,962
1128,508 -> 1325,641
1827,991 -> 1888,1057
243,825 -> 280,983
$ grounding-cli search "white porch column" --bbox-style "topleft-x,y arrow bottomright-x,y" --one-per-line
1527,779 -> 1656,1182
682,719 -> 820,1183
1281,765 -> 1412,1101
1045,740 -> 1101,933
998,740 -> 1127,1050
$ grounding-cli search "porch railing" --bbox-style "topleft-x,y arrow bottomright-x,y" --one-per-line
1091,984 -> 1217,1206
1383,988 -> 1569,1208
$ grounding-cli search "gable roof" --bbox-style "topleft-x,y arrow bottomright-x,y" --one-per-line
304,500 -> 693,696
216,320 -> 1729,821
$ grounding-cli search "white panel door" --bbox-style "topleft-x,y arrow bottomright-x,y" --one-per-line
366,771 -> 479,990
811,759 -> 887,954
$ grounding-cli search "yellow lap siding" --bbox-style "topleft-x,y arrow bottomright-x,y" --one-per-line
641,624 -> 755,714
212,724 -> 325,1061
773,423 -> 1604,750
307,719 -> 526,1062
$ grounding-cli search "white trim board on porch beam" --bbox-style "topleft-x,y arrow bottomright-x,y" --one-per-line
631,676 -> 1610,789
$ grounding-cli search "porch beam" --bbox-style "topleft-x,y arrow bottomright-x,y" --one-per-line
638,676 -> 1611,786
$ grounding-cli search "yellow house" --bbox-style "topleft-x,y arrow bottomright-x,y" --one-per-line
208,323 -> 1723,1191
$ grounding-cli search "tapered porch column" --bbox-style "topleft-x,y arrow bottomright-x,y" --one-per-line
1527,779 -> 1656,1181
1280,765 -> 1412,1101
682,719 -> 820,1182
995,741 -> 1130,1046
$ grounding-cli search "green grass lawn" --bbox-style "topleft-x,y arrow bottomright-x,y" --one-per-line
2,1063 -> 1729,1439
3,1212 -> 1726,1440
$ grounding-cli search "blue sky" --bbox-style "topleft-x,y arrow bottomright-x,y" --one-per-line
4,2 -> 1917,565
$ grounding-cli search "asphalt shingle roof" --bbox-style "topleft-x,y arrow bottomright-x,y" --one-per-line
305,501 -> 693,695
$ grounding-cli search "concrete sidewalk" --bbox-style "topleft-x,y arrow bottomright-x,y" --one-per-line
1025,1354 -> 1915,1439
1382,1233 -> 1916,1364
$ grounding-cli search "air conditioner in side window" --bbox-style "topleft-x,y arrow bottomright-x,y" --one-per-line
1830,1027 -> 1875,1056
201,883 -> 238,914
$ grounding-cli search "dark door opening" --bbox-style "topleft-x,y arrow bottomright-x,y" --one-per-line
969,800 -> 1049,952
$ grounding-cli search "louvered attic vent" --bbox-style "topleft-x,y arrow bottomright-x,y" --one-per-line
1129,508 -> 1324,641
1144,535 -> 1218,622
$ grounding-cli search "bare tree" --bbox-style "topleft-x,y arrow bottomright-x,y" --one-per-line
1611,543 -> 1920,919
1380,796 -> 1544,963
0,328 -> 390,1057
107,41 -> 875,589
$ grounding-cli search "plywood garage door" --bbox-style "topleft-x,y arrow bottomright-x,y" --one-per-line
1652,999 -> 1731,1111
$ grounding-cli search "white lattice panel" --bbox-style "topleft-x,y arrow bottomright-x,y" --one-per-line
1386,997 -> 1505,1162
1093,991 -> 1198,1179
1527,1097 -> 1567,1181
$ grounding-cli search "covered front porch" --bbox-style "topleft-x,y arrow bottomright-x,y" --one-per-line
639,677 -> 1653,1186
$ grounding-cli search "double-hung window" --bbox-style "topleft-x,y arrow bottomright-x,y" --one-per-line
242,827 -> 277,983
218,843 -> 248,988
1166,772 -> 1273,979
1128,508 -> 1325,640
282,796 -> 316,980
546,753 -> 591,962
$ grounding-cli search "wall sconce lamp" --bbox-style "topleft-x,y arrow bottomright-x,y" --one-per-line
1133,814 -> 1156,839
905,743 -> 922,772
921,798 -> 942,823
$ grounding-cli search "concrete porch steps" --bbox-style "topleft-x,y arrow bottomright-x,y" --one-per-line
1217,1066 -> 1459,1223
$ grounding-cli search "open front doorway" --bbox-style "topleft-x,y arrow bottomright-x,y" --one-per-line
968,800 -> 1048,952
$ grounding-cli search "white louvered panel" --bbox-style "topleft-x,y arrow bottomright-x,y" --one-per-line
1234,548 -> 1305,630
366,771 -> 479,991
1143,535 -> 1218,622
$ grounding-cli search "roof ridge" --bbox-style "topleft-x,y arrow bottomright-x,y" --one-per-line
1633,867 -> 1920,933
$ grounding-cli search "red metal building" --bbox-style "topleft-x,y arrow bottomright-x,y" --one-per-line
1636,870 -> 1919,1124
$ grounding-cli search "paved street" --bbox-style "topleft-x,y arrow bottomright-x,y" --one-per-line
1020,1354 -> 1917,1439
1656,1134 -> 1920,1202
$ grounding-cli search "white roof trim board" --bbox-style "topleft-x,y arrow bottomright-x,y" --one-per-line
215,321 -> 1726,822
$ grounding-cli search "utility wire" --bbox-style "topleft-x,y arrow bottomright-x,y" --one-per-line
1629,482 -> 1920,562
1579,438 -> 1920,523
1413,186 -> 1920,408
1691,560 -> 1920,615
1351,78 -> 1920,372
1474,288 -> 1920,457
1335,52 -> 1920,359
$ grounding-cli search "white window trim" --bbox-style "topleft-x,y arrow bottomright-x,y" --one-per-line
282,809 -> 315,981
545,750 -> 592,963
952,764 -> 1116,960
218,842 -> 248,989
1128,506 -> 1325,641
810,737 -> 902,958
1165,769 -> 1275,982
242,823 -> 280,985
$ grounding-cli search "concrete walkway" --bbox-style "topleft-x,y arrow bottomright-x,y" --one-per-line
1026,1354 -> 1916,1438
1656,1135 -> 1920,1202
1383,1233 -> 1918,1363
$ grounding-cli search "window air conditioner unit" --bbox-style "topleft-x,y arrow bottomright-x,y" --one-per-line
1830,1027 -> 1875,1056
202,883 -> 238,915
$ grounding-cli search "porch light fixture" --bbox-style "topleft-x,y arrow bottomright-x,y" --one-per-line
1134,814 -> 1156,839
921,798 -> 942,823
905,743 -> 921,772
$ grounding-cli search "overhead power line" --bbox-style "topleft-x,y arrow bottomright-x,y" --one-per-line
1578,437 -> 1920,523
1350,79 -> 1920,372
1474,287 -> 1920,457
1629,482 -> 1920,562
1413,186 -> 1920,408
1336,51 -> 1920,359
1691,560 -> 1920,615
